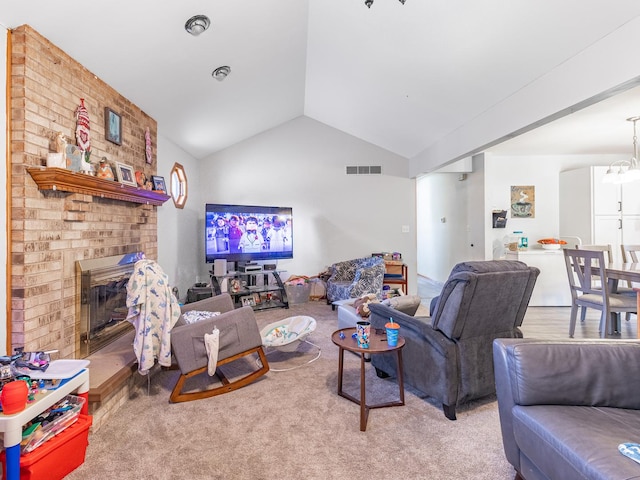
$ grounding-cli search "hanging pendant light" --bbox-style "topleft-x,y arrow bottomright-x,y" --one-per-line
603,116 -> 640,184
625,116 -> 640,182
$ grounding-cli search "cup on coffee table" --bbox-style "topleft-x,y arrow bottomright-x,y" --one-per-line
385,320 -> 400,347
356,321 -> 371,348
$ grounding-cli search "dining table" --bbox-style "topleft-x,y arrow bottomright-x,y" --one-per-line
606,262 -> 640,338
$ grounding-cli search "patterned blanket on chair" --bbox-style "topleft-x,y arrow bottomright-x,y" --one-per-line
126,259 -> 181,375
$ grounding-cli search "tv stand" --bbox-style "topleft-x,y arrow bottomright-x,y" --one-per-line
210,269 -> 289,311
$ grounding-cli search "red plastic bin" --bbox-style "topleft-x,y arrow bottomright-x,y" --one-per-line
1,414 -> 92,480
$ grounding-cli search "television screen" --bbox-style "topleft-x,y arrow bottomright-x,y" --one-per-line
205,204 -> 293,263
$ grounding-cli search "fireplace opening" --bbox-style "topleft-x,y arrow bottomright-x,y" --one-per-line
77,252 -> 144,358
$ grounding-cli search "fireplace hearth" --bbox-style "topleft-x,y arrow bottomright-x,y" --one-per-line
77,253 -> 144,358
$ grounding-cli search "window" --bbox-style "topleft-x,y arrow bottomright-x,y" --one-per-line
170,162 -> 188,209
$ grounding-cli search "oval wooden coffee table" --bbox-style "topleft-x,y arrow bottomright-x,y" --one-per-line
331,327 -> 405,431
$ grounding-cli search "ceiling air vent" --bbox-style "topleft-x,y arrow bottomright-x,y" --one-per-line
346,166 -> 382,175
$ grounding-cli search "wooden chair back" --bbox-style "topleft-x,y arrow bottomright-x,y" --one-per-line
563,248 -> 608,300
576,244 -> 613,263
621,244 -> 640,263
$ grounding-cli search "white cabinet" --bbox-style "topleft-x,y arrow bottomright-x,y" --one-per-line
506,250 -> 571,306
560,166 -> 640,263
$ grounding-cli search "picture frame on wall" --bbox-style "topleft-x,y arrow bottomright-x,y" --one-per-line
510,185 -> 535,218
151,175 -> 167,193
105,107 -> 122,145
115,162 -> 136,186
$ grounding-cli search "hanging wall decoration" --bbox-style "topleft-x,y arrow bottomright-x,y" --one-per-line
510,185 -> 535,218
145,127 -> 153,164
492,209 -> 508,228
75,99 -> 92,169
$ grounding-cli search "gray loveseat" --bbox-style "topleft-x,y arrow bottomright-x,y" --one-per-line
493,338 -> 640,480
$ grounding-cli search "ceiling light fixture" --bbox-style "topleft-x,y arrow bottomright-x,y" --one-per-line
185,15 -> 211,36
603,116 -> 640,184
212,66 -> 231,81
364,0 -> 406,7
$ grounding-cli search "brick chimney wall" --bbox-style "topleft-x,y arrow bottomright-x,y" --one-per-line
10,25 -> 159,358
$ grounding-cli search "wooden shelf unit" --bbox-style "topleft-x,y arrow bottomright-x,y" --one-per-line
383,261 -> 408,294
27,167 -> 171,206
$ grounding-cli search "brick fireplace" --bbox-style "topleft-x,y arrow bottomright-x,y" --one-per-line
9,25 -> 160,359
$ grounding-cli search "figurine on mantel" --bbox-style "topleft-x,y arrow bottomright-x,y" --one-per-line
55,132 -> 67,156
96,157 -> 114,180
46,132 -> 67,168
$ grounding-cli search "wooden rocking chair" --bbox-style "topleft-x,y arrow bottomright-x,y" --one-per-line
169,294 -> 269,403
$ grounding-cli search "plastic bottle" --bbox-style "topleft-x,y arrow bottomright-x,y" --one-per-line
512,231 -> 528,250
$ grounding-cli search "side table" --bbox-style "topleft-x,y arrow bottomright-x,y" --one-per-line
331,327 -> 405,431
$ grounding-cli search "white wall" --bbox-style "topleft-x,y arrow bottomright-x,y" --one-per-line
415,159 -> 485,283
156,132 -> 203,302
197,116 -> 418,292
0,28 -> 7,354
483,153 -> 627,260
415,152 -> 627,282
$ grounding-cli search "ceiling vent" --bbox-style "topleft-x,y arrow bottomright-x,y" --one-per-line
346,166 -> 382,175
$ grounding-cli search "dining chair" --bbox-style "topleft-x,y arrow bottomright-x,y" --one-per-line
621,244 -> 640,263
577,244 -> 635,322
563,248 -> 636,338
576,244 -> 613,262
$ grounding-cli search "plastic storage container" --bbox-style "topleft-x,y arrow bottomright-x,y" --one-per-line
1,414 -> 92,480
21,394 -> 86,453
284,283 -> 311,304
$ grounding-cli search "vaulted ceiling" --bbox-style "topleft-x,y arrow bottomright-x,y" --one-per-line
3,1 -> 640,164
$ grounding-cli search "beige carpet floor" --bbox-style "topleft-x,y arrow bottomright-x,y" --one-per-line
65,301 -> 515,480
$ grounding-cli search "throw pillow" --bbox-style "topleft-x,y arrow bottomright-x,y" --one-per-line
382,295 -> 422,316
181,310 -> 220,325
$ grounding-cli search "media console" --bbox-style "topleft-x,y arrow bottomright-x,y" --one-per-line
209,269 -> 289,311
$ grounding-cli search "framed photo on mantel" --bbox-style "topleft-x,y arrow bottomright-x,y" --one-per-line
115,162 -> 136,187
151,175 -> 166,193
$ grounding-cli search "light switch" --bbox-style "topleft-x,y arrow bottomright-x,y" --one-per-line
401,225 -> 410,233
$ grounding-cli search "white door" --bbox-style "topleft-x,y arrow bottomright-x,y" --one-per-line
622,184 -> 640,215
593,167 -> 622,216
622,215 -> 640,245
594,215 -> 623,263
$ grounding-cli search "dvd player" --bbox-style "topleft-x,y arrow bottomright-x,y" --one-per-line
238,264 -> 263,273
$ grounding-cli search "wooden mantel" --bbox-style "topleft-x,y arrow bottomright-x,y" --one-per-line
27,167 -> 171,206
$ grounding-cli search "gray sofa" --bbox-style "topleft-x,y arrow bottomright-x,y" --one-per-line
493,338 -> 640,480
369,260 -> 539,420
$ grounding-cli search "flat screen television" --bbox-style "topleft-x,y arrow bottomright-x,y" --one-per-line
205,203 -> 293,263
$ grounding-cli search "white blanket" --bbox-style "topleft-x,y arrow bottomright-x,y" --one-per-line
126,259 -> 181,375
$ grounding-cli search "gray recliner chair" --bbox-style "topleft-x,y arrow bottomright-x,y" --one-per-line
169,294 -> 269,403
369,260 -> 539,420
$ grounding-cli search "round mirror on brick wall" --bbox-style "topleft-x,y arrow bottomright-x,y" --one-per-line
170,162 -> 188,209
